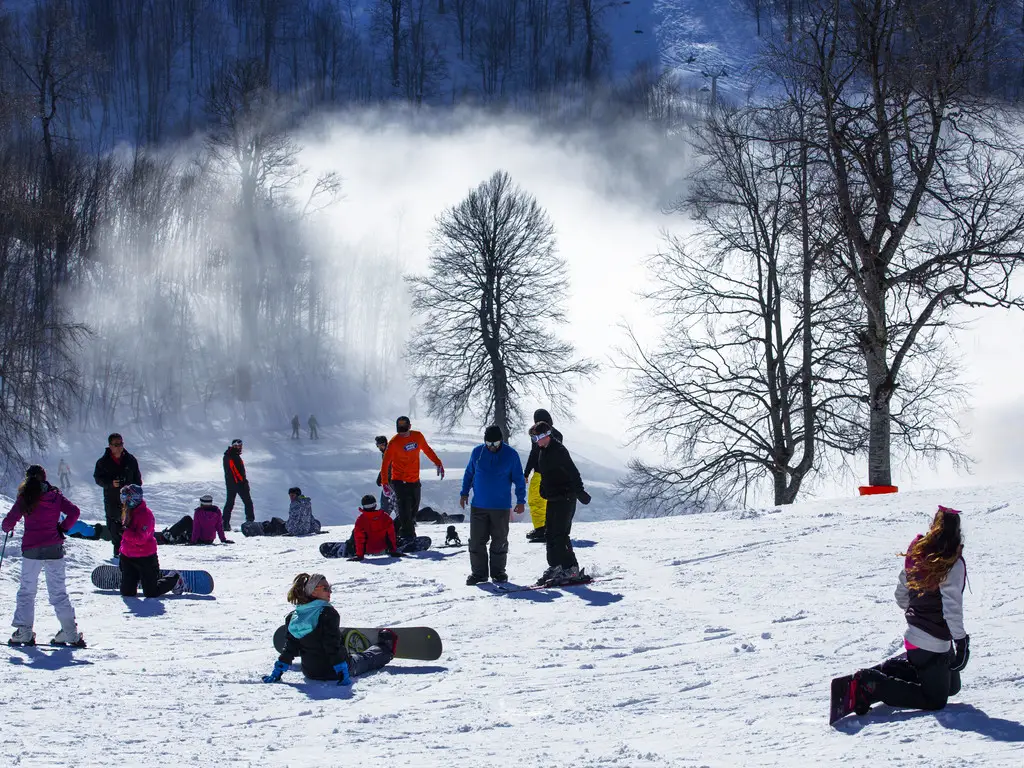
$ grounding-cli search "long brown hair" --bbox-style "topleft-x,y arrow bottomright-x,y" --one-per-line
287,573 -> 327,605
17,465 -> 48,515
902,507 -> 963,593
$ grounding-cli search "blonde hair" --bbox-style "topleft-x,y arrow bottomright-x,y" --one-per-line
901,508 -> 963,593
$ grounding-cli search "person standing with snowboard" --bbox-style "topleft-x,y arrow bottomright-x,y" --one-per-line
374,435 -> 396,517
117,485 -> 185,598
222,438 -> 254,531
262,573 -> 398,684
533,421 -> 591,586
852,506 -> 969,714
3,466 -> 85,647
379,416 -> 444,542
93,433 -> 143,561
523,409 -> 563,543
461,426 -> 526,585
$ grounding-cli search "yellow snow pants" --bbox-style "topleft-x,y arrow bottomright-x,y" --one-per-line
527,472 -> 546,529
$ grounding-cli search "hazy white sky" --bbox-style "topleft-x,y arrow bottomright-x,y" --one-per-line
295,109 -> 1024,499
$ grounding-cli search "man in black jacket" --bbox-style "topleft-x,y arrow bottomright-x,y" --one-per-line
223,438 -> 255,531
93,433 -> 143,559
533,420 -> 591,585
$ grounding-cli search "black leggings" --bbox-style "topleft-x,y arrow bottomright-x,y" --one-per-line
391,481 -> 421,539
873,648 -> 961,711
119,554 -> 178,598
545,497 -> 578,569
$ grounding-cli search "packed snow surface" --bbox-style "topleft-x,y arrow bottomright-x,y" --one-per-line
2,474 -> 1022,766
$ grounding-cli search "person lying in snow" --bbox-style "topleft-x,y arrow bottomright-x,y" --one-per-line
852,505 -> 969,714
262,573 -> 398,684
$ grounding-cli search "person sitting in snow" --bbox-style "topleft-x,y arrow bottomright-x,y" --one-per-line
285,487 -> 321,537
262,573 -> 398,684
345,494 -> 399,560
852,505 -> 969,714
192,495 -> 233,545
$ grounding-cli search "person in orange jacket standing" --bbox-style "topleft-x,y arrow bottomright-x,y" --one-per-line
379,416 -> 444,541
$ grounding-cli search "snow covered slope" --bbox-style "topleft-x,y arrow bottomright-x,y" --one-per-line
1,482 -> 1022,766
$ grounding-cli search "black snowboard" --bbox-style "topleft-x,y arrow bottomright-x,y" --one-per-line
90,565 -> 214,594
320,536 -> 431,559
829,674 -> 857,725
273,625 -> 442,661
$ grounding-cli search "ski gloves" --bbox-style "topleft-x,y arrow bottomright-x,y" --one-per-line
334,661 -> 352,686
577,490 -> 592,505
950,635 -> 970,672
436,464 -> 445,479
262,660 -> 289,683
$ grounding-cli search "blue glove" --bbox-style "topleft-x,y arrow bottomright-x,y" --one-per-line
334,661 -> 352,686
262,660 -> 289,683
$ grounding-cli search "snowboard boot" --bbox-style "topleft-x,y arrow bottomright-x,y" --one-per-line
491,573 -> 508,583
536,565 -> 563,586
466,573 -> 488,586
445,525 -> 462,547
377,629 -> 399,657
51,626 -> 86,648
549,565 -> 581,585
9,627 -> 36,646
527,526 -> 546,543
168,571 -> 186,595
853,669 -> 883,715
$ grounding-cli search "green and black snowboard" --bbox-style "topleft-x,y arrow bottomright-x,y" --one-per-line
273,624 -> 442,661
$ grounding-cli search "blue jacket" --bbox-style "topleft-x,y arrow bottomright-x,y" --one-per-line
460,443 -> 527,509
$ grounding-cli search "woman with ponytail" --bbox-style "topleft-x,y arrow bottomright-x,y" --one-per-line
117,484 -> 184,598
2,465 -> 84,647
853,506 -> 970,714
262,573 -> 398,685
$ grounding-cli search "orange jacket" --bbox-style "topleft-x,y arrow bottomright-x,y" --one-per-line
380,430 -> 442,484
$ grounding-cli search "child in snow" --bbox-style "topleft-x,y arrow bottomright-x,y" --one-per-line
262,573 -> 398,684
192,495 -> 233,545
285,487 -> 322,536
853,505 -> 969,714
346,494 -> 399,560
118,484 -> 185,598
2,465 -> 85,647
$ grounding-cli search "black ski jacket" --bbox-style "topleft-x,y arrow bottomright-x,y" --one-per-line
278,605 -> 350,680
223,448 -> 248,490
524,425 -> 564,478
537,438 -> 585,501
93,449 -> 143,513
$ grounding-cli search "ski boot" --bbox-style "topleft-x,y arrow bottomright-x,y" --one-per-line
8,627 -> 36,646
51,626 -> 87,648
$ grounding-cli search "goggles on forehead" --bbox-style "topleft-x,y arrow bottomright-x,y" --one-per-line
531,431 -> 552,443
231,439 -> 243,447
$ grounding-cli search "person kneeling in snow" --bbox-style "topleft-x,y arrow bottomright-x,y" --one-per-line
344,494 -> 399,560
285,487 -> 321,536
262,573 -> 398,684
117,485 -> 186,598
852,506 -> 969,714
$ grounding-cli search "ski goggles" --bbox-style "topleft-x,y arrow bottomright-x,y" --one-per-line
531,431 -> 552,443
231,439 -> 243,447
485,440 -> 502,448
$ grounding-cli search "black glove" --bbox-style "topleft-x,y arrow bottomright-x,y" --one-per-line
950,635 -> 970,672
347,555 -> 364,562
222,539 -> 235,544
577,490 -> 592,505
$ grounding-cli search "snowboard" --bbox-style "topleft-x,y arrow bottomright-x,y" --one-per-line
319,536 -> 431,559
273,624 -> 442,661
90,565 -> 215,595
829,674 -> 858,725
491,572 -> 622,594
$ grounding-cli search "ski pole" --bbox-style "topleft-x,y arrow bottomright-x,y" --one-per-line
0,531 -> 10,575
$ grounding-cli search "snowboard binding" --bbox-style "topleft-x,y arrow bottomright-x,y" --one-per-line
444,525 -> 461,547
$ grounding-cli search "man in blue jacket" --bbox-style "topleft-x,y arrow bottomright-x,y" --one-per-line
461,425 -> 526,585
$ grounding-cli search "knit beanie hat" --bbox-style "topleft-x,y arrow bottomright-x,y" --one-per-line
484,425 -> 503,443
120,484 -> 144,509
199,494 -> 214,506
360,494 -> 378,511
533,408 -> 552,425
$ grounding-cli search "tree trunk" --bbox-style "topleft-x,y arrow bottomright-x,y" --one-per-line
863,282 -> 893,486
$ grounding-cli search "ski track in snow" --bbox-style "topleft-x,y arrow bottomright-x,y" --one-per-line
3,473 -> 1024,766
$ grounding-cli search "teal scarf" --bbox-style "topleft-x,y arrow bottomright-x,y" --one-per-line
288,599 -> 330,639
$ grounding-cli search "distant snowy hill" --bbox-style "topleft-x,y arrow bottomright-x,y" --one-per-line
1,478 -> 1021,766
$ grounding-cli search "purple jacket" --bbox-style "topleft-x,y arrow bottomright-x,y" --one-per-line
120,500 -> 158,559
2,489 -> 81,552
192,505 -> 226,544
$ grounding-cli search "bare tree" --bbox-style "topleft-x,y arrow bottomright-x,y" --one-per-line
772,0 -> 1024,487
406,170 -> 595,437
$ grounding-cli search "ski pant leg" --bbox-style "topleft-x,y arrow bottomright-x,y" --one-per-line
105,502 -> 124,558
527,473 -> 547,529
166,516 -> 193,543
42,558 -> 77,634
223,488 -> 238,529
874,648 -> 953,711
119,556 -> 142,597
468,506 -> 493,578
488,508 -> 510,578
13,557 -> 43,629
137,554 -> 176,598
878,655 -> 919,683
392,481 -> 419,540
348,645 -> 393,677
239,484 -> 255,523
544,497 -> 578,569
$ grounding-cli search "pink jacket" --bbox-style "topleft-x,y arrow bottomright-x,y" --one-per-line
2,489 -> 81,552
120,500 -> 158,559
192,505 -> 226,544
